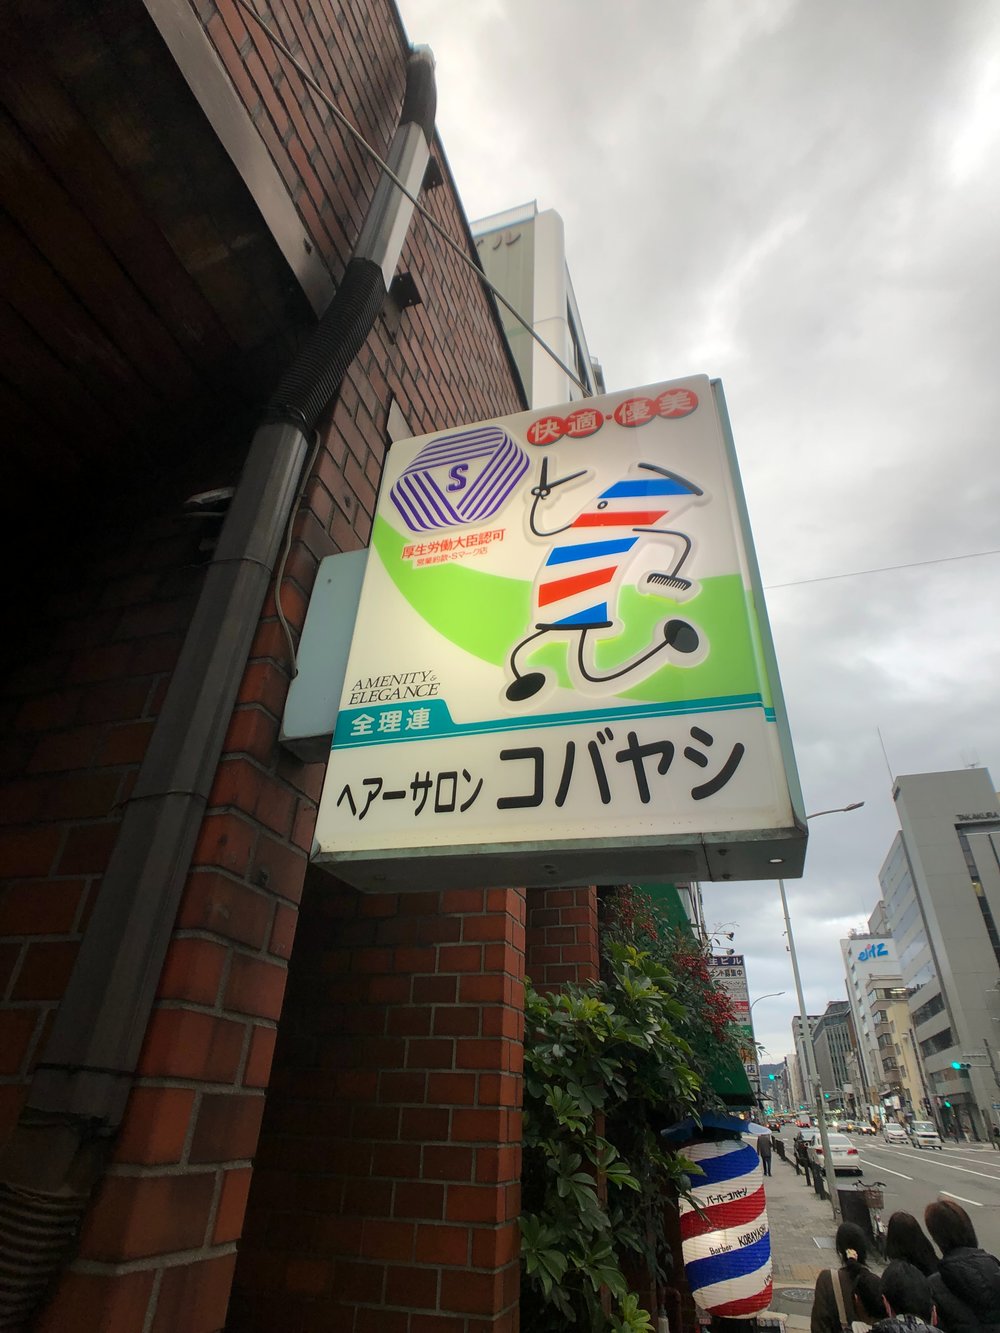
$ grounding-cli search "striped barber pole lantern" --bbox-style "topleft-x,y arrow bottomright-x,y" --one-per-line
679,1139 -> 772,1318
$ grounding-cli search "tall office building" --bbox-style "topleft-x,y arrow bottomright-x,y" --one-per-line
473,202 -> 604,406
786,1050 -> 804,1108
812,1000 -> 855,1107
879,768 -> 1000,1139
841,931 -> 898,1115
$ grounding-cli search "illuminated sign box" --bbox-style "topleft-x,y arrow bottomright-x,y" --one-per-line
313,375 -> 806,891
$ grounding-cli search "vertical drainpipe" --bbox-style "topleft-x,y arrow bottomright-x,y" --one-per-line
0,47 -> 435,1330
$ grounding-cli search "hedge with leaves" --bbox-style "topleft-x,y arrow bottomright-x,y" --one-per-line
519,920 -> 743,1330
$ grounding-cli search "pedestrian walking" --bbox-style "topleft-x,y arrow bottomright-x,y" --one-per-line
924,1199 -> 1000,1333
812,1222 -> 878,1333
869,1260 -> 937,1333
992,1124 -> 1000,1152
885,1212 -> 938,1276
756,1128 -> 773,1177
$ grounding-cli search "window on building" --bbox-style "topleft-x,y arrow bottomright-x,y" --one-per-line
957,825 -> 1000,970
919,1028 -> 954,1058
912,993 -> 945,1027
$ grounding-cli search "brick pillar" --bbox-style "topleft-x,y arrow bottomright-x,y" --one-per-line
524,886 -> 599,992
229,880 -> 525,1332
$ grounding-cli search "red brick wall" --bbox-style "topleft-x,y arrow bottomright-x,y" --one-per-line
0,512 -> 208,1145
228,880 -> 525,1332
524,887 -> 599,993
1,0 -> 524,1325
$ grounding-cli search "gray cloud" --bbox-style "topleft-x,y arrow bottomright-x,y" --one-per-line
397,0 -> 1000,1062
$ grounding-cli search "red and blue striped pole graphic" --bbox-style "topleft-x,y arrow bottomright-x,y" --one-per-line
532,473 -> 701,629
679,1139 -> 772,1317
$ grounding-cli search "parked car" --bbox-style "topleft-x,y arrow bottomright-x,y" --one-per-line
795,1117 -> 810,1128
883,1122 -> 909,1144
808,1131 -> 863,1175
908,1120 -> 943,1150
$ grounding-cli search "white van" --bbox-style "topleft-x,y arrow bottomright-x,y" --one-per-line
908,1120 -> 943,1150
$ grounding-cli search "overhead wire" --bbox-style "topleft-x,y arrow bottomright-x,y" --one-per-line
233,0 -> 592,397
765,547 -> 1000,591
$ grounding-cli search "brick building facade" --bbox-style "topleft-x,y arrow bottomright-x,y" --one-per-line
0,1 -> 609,1328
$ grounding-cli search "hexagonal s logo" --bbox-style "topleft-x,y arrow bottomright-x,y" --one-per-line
389,425 -> 528,532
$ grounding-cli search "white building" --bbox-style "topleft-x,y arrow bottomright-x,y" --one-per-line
841,931 -> 898,1114
791,1013 -> 819,1106
472,202 -> 604,407
879,768 -> 1000,1140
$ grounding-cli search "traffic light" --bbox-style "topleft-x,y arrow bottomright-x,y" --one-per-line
944,1100 -> 952,1108
768,1073 -> 776,1081
951,1061 -> 971,1071
824,1092 -> 830,1099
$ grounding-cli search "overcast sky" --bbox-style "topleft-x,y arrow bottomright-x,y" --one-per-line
395,0 -> 1000,1063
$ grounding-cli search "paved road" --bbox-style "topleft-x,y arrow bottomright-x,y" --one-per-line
778,1124 -> 1000,1259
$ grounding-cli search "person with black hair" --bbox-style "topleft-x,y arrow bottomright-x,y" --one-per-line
925,1199 -> 1000,1333
886,1213 -> 938,1277
854,1269 -> 887,1326
870,1260 -> 937,1333
812,1223 -> 877,1333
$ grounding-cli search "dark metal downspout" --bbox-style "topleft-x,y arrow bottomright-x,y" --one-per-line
0,48 -> 435,1330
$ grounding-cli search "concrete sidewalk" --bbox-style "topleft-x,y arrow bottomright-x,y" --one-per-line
761,1151 -> 841,1330
765,1152 -> 838,1282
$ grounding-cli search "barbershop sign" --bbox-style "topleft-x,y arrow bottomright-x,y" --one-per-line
312,376 -> 806,891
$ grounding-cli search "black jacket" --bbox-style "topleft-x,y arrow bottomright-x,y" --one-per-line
871,1315 -> 936,1333
930,1247 -> 1000,1333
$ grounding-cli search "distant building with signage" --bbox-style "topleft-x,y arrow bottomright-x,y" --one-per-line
840,931 -> 898,1115
879,767 -> 1000,1140
473,201 -> 605,405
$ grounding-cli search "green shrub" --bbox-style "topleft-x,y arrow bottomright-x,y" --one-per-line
520,894 -> 744,1330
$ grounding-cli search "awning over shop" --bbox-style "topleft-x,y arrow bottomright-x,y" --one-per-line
634,882 -> 755,1108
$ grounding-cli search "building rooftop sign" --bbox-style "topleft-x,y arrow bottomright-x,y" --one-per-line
312,375 -> 806,890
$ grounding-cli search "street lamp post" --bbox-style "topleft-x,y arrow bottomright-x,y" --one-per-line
780,801 -> 865,1220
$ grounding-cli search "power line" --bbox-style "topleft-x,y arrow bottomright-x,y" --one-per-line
765,547 -> 1000,591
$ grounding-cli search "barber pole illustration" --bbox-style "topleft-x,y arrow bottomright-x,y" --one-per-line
679,1139 -> 772,1318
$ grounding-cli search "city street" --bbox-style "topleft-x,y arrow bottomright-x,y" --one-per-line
779,1125 -> 1000,1258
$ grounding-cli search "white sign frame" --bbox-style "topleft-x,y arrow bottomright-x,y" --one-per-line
313,376 -> 806,890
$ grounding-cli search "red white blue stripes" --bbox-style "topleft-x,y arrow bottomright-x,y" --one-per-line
679,1139 -> 772,1317
533,474 -> 698,628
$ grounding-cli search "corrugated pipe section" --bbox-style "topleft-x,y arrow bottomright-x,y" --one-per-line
0,1179 -> 92,1329
0,47 -> 435,1330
